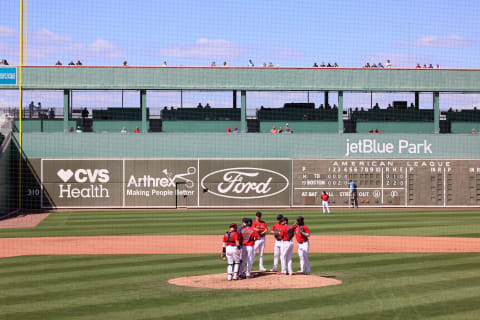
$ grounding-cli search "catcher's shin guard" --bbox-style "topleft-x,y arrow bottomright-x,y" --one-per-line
233,262 -> 239,280
227,264 -> 233,280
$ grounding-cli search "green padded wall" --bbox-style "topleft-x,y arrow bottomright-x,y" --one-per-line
451,121 -> 480,134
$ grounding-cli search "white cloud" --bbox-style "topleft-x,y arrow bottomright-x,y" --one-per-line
414,35 -> 472,48
159,38 -> 247,60
396,35 -> 472,48
0,26 -> 16,38
31,28 -> 72,43
86,38 -> 123,60
270,47 -> 305,59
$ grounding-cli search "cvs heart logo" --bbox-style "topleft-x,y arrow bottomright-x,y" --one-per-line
57,169 -> 74,183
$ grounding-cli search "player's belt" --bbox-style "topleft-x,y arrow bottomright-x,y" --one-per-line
283,240 -> 293,242
298,240 -> 309,244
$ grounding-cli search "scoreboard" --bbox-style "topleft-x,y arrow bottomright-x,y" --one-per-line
293,159 -> 480,207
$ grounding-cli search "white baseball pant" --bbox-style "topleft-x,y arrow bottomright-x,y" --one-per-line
280,240 -> 293,275
243,245 -> 255,277
226,246 -> 242,280
271,239 -> 282,271
297,241 -> 311,273
254,237 -> 266,269
322,200 -> 330,214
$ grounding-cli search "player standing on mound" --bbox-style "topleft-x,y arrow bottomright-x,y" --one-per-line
240,218 -> 260,278
269,214 -> 284,272
279,217 -> 294,276
221,223 -> 242,281
252,211 -> 268,271
292,216 -> 311,274
237,218 -> 248,278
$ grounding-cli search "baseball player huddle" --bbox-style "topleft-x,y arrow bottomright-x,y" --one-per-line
221,211 -> 311,280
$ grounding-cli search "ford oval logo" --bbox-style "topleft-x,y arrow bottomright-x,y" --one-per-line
201,167 -> 289,199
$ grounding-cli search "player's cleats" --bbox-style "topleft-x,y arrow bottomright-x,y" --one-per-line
269,267 -> 277,272
259,267 -> 266,272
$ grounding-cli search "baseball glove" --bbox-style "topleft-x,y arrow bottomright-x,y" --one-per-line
274,229 -> 282,241
221,253 -> 226,260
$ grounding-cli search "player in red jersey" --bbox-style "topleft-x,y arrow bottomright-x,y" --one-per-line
222,222 -> 242,280
252,211 -> 268,271
269,214 -> 284,272
240,218 -> 261,278
279,217 -> 294,275
321,191 -> 330,214
292,216 -> 311,274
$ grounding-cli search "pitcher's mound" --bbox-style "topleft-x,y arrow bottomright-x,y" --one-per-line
168,271 -> 342,290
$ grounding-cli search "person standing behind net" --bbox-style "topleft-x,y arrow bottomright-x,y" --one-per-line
292,216 -> 311,274
321,191 -> 330,214
279,217 -> 294,276
240,218 -> 260,278
252,211 -> 268,271
221,223 -> 242,281
269,214 -> 284,272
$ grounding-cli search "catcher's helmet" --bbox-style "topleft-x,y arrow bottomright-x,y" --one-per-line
229,223 -> 238,229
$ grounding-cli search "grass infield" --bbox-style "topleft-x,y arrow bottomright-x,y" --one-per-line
1,209 -> 480,319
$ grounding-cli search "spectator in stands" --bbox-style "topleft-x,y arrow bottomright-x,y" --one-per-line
436,64 -> 440,69
270,126 -> 277,133
0,59 -> 8,65
378,62 -> 384,68
226,128 -> 232,133
364,62 -> 370,68
121,127 -> 127,133
76,60 -> 83,66
82,108 -> 89,119
409,103 -> 415,109
68,60 -> 75,66
386,60 -> 392,68
133,127 -> 140,133
55,60 -> 62,66
233,127 -> 239,133
263,62 -> 267,67
28,101 -> 35,118
423,64 -> 427,68
387,104 -> 393,110
211,61 -> 216,67
428,64 -> 433,68
374,129 -> 381,134
313,62 -> 319,67
285,123 -> 291,133
48,108 -> 55,119
197,103 -> 203,109
319,104 -> 324,110
334,62 -> 339,67
205,103 -> 211,109
369,129 -> 374,133
326,104 -> 331,110
327,62 -> 332,67
372,63 -> 377,68
278,127 -> 283,133
223,61 -> 227,66
69,127 -> 75,133
76,126 -> 83,133
416,64 -> 421,68
248,59 -> 254,67
320,62 -> 326,67
162,61 -> 168,67
38,102 -> 42,112
268,62 -> 274,68
333,104 -> 338,110
373,103 -> 380,110
123,61 -> 129,66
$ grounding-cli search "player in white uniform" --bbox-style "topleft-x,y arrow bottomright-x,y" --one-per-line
252,211 -> 268,271
221,223 -> 242,280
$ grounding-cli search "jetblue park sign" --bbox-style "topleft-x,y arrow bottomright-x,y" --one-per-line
345,139 -> 432,156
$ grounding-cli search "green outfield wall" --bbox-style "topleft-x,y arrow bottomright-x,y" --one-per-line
1,67 -> 480,92
0,133 -> 14,215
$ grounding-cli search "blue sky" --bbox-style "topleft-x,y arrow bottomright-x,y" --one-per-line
1,0 -> 479,110
1,0 -> 479,67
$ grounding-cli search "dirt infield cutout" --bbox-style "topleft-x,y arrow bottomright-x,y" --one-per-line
168,271 -> 342,290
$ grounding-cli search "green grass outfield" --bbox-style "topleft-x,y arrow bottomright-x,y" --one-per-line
1,209 -> 480,319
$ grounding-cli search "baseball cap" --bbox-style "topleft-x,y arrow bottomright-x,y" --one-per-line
242,217 -> 249,225
281,217 -> 288,223
296,216 -> 304,223
229,222 -> 238,229
256,211 -> 262,217
276,214 -> 284,220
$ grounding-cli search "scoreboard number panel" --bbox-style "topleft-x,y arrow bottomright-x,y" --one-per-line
293,159 -> 480,207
